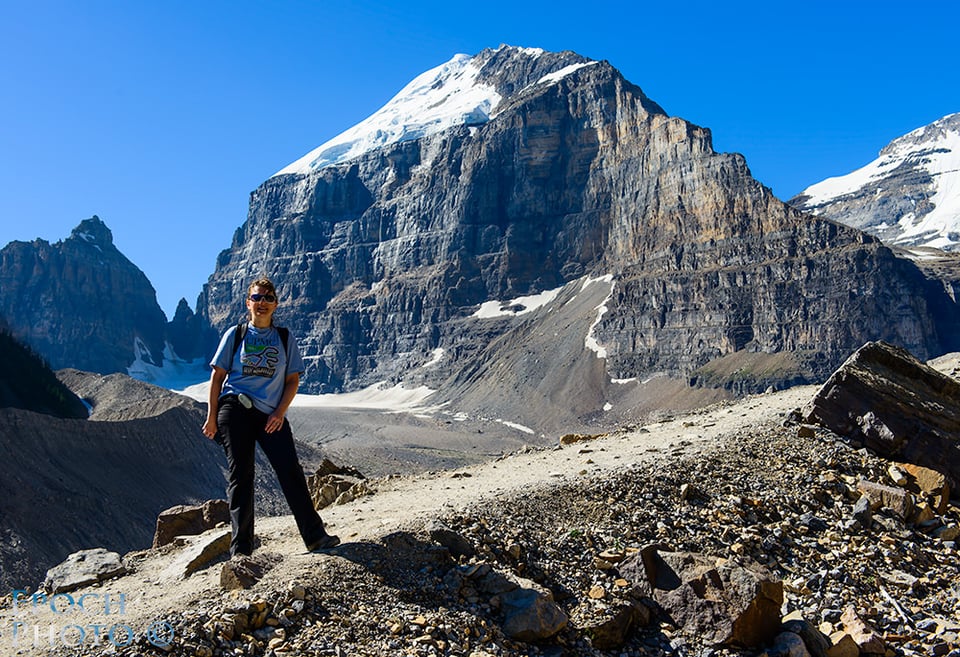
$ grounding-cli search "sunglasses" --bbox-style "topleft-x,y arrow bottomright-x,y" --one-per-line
248,293 -> 277,303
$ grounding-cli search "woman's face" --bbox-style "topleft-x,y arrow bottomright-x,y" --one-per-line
246,285 -> 278,326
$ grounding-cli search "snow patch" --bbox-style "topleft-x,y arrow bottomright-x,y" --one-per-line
293,382 -> 436,412
75,232 -> 103,251
496,419 -> 535,434
179,379 -> 437,413
472,285 -> 564,318
128,340 -> 209,391
582,275 -> 616,358
421,348 -> 445,368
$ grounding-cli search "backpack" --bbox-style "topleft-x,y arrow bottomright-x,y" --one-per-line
232,321 -> 290,370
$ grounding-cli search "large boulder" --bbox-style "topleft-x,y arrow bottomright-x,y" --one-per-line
448,561 -> 568,641
620,545 -> 783,648
803,341 -> 960,490
498,582 -> 569,642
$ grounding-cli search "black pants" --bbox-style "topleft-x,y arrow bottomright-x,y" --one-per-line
217,397 -> 325,556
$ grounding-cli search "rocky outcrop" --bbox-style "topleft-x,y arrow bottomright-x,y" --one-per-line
198,47 -> 960,396
160,529 -> 231,580
0,216 -> 169,374
803,341 -> 960,489
167,297 -> 216,362
306,460 -> 372,511
57,368 -> 203,421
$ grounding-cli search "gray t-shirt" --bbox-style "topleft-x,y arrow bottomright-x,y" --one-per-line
210,324 -> 306,414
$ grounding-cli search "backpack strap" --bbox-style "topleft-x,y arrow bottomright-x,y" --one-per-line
231,320 -> 248,358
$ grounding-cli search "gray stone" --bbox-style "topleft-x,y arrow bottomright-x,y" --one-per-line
584,602 -> 652,650
764,631 -> 813,657
426,520 -> 476,559
497,581 -> 568,642
782,619 -> 832,657
851,495 -> 873,528
856,480 -> 915,521
43,548 -> 127,594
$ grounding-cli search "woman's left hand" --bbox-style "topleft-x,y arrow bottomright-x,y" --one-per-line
265,412 -> 285,433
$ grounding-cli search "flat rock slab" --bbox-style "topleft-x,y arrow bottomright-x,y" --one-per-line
161,529 -> 231,580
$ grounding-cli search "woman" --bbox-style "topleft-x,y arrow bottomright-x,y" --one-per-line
202,277 -> 339,555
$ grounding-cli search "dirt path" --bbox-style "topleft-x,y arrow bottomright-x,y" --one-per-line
0,384 -> 815,652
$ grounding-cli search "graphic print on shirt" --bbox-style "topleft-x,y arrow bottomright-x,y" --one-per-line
241,340 -> 280,378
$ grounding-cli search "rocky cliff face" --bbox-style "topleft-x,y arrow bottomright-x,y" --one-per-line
0,216 -> 170,374
198,47 -> 960,395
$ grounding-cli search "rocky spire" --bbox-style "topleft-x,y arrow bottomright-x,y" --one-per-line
0,216 -> 168,374
68,215 -> 116,248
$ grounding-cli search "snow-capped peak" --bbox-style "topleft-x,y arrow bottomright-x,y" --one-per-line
794,112 -> 960,251
273,54 -> 503,177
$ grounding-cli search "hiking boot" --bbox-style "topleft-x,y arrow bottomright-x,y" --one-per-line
306,532 -> 340,552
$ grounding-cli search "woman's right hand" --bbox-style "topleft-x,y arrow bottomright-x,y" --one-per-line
204,366 -> 228,441
202,416 -> 218,439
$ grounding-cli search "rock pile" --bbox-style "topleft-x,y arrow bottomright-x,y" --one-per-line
306,459 -> 372,509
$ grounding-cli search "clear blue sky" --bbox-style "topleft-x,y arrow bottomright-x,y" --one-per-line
3,0 -> 958,319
